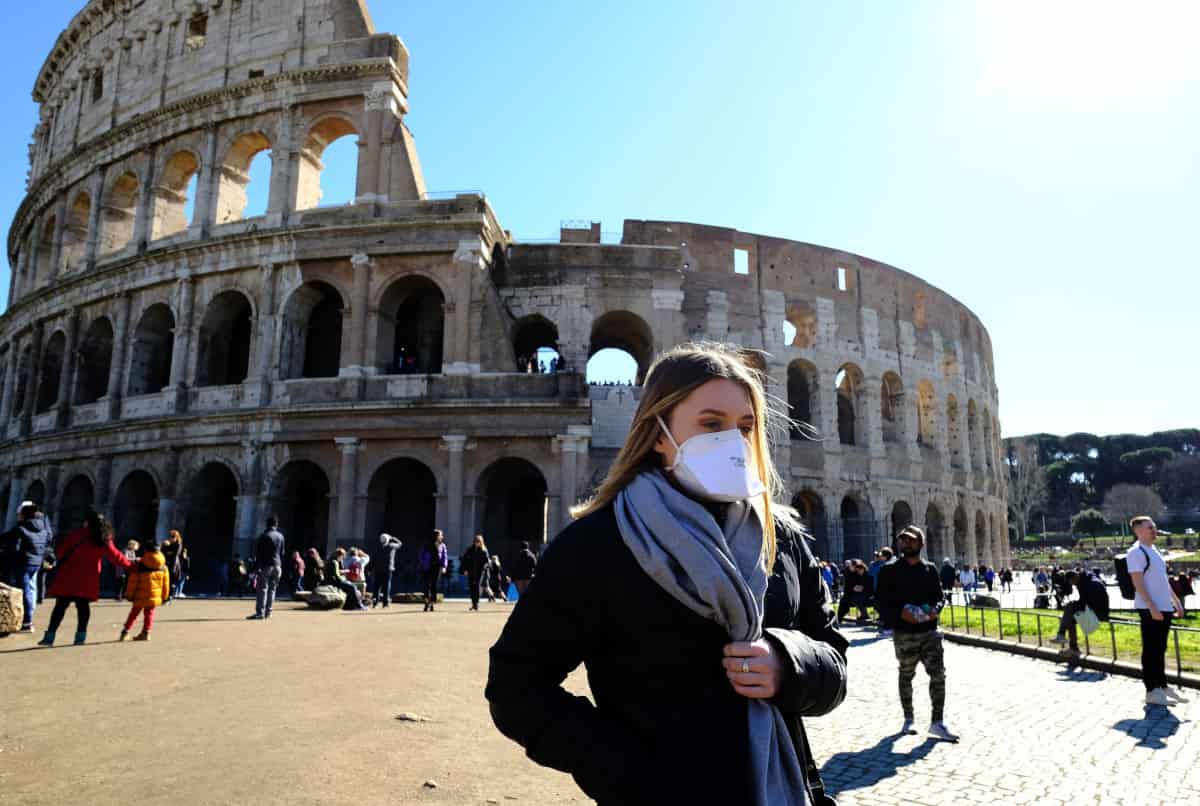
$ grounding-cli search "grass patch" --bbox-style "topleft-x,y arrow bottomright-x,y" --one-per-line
941,605 -> 1200,674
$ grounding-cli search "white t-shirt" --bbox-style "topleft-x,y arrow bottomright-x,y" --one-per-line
1126,541 -> 1174,611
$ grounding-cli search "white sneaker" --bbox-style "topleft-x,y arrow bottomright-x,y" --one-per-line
928,722 -> 960,742
1145,688 -> 1170,706
900,719 -> 916,735
1163,687 -> 1191,703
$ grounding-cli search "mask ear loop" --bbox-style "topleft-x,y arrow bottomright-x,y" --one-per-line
654,414 -> 683,471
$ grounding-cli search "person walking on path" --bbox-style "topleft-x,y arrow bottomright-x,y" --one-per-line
120,539 -> 169,641
487,343 -> 848,805
418,531 -> 448,612
372,533 -> 402,608
958,564 -> 976,604
115,540 -> 139,601
1126,517 -> 1189,706
39,511 -> 132,647
510,541 -> 537,597
460,534 -> 490,611
940,558 -> 956,603
248,517 -> 285,620
876,526 -> 958,741
3,502 -> 53,633
1050,568 -> 1109,659
485,555 -> 507,603
161,531 -> 183,601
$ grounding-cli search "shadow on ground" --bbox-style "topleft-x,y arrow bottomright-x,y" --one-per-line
1112,707 -> 1185,749
820,732 -> 939,794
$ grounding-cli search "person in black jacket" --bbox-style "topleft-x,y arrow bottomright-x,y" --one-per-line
460,534 -> 490,611
1050,568 -> 1109,657
876,526 -> 958,742
510,541 -> 537,596
837,559 -> 874,624
247,516 -> 285,620
486,343 -> 847,805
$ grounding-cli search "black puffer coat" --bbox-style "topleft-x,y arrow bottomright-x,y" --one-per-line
486,503 -> 848,804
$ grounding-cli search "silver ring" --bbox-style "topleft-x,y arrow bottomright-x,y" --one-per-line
741,660 -> 750,674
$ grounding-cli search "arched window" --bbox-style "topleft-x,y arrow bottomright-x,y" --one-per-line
840,495 -> 877,561
916,380 -> 936,446
588,311 -> 653,386
880,372 -> 903,444
975,511 -> 988,565
151,151 -> 200,240
196,291 -> 253,387
58,475 -> 95,534
60,192 -> 91,273
75,318 -> 114,404
35,331 -> 66,413
366,457 -> 438,576
891,501 -> 914,539
835,364 -> 865,446
925,502 -> 945,560
477,458 -> 550,563
215,132 -> 272,224
296,117 -> 358,210
11,345 -> 32,417
99,172 -> 139,255
947,395 -> 963,469
181,463 -> 237,592
279,282 -> 344,379
377,276 -> 444,374
34,215 -> 56,288
269,460 -> 331,554
513,315 -> 561,374
128,304 -> 175,396
953,504 -> 969,561
792,490 -> 827,558
787,360 -> 817,438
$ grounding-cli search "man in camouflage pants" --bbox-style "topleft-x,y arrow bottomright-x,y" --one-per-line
876,526 -> 959,742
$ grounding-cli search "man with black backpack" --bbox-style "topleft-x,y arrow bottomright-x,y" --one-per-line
1121,516 -> 1187,706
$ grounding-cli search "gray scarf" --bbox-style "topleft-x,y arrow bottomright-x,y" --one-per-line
614,470 -> 809,806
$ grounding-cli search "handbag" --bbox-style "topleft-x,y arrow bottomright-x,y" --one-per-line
1077,606 -> 1100,636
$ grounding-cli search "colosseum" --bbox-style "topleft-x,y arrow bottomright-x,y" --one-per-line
0,0 -> 1008,591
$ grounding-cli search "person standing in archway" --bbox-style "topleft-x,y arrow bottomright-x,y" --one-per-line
418,530 -> 447,612
510,541 -> 537,597
460,534 -> 490,611
372,533 -> 402,608
247,516 -> 285,620
39,511 -> 132,647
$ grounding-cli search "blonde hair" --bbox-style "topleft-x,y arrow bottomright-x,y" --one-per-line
572,342 -> 791,568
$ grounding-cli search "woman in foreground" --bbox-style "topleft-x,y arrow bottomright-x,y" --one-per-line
486,343 -> 847,805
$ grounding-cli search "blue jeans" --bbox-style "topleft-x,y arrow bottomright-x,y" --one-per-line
255,567 -> 280,618
177,574 -> 188,596
373,569 -> 393,606
21,568 -> 37,628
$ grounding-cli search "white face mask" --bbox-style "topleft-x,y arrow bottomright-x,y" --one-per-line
656,415 -> 766,503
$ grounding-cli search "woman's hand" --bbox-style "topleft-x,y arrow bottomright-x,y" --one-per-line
722,639 -> 784,699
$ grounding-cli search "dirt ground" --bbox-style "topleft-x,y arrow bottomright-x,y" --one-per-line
1,597 -> 589,806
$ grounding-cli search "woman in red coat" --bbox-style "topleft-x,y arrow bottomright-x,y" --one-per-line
39,510 -> 131,647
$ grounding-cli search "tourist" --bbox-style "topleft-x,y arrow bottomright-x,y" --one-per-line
837,560 -> 873,624
875,526 -> 958,741
1126,517 -> 1188,705
1169,572 -> 1193,616
39,511 -> 132,647
958,564 -> 976,604
372,533 -> 402,608
418,530 -> 448,612
460,534 -> 490,611
324,548 -> 367,610
1000,567 -> 1014,593
303,548 -> 325,592
120,538 -> 169,642
288,551 -> 305,595
344,547 -> 370,598
115,540 -> 139,601
248,516 -> 285,620
940,558 -> 957,603
1050,568 -> 1109,659
1051,566 -> 1070,609
229,554 -> 248,597
867,548 -> 889,588
510,540 -> 537,596
983,566 -> 995,593
176,545 -> 191,598
2,502 -> 53,633
487,343 -> 848,804
820,559 -> 835,595
162,531 -> 183,600
485,555 -> 507,603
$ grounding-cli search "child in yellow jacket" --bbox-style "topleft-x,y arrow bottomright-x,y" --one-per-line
120,539 -> 170,641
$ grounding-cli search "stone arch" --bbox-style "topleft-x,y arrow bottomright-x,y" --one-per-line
127,303 -> 175,396
24,478 -> 47,509
365,457 -> 438,578
975,510 -> 988,566
58,474 -> 95,533
151,149 -> 200,240
215,131 -> 272,224
11,345 -> 32,417
916,380 -> 936,446
75,316 -> 114,404
476,457 -> 550,566
99,171 -> 140,255
267,460 -> 331,554
791,489 -> 827,559
787,359 -> 818,437
112,470 -> 158,546
35,329 -> 66,413
784,301 -> 817,349
890,500 -> 914,540
839,493 -> 876,561
180,462 -> 239,591
296,114 -> 359,211
953,503 -> 969,562
377,275 -> 444,374
196,290 -> 254,387
34,213 -> 56,288
513,314 -> 560,373
835,363 -> 866,446
60,190 -> 91,273
589,310 -> 654,385
880,371 -> 904,444
925,502 -> 946,561
947,394 -> 963,469
279,281 -> 344,379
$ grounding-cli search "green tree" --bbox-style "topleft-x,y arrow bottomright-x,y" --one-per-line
1101,483 -> 1166,535
1118,447 -> 1175,484
1070,508 -> 1108,548
1157,454 -> 1200,511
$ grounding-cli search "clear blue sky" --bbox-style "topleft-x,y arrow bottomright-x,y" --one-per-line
3,1 -> 1197,437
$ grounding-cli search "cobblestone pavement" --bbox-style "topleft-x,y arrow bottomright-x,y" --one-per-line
811,625 -> 1200,805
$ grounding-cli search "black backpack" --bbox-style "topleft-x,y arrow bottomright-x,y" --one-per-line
1114,545 -> 1151,600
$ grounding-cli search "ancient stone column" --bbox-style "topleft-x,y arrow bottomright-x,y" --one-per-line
54,308 -> 78,429
442,435 -> 467,555
19,323 -> 43,436
5,468 -> 23,529
155,448 -> 181,544
0,336 -> 18,428
168,276 -> 194,412
44,464 -> 61,524
558,434 -> 581,533
190,124 -> 219,238
132,146 -> 156,251
252,262 -> 279,405
863,373 -> 885,460
234,442 -> 263,559
48,194 -> 68,282
334,437 -> 361,552
822,493 -> 845,563
83,168 -> 106,270
94,455 -> 113,519
106,293 -> 131,420
342,253 -> 373,377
